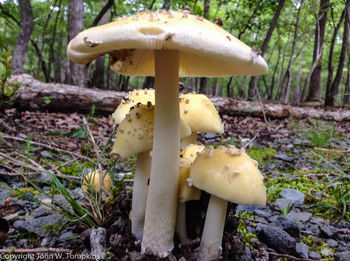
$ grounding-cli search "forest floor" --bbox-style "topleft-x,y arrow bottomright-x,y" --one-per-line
0,109 -> 349,260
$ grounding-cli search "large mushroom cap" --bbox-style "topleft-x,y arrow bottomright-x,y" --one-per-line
190,146 -> 266,206
67,10 -> 267,77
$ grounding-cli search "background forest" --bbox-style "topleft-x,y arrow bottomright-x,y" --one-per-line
0,0 -> 349,106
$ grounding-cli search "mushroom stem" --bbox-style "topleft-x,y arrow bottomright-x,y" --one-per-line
132,150 -> 151,240
181,131 -> 197,150
142,50 -> 180,256
198,195 -> 227,261
176,202 -> 190,245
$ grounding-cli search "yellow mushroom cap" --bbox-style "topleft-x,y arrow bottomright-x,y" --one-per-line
190,146 -> 266,206
67,10 -> 267,77
111,104 -> 191,159
182,144 -> 205,163
112,89 -> 155,126
82,170 -> 113,193
178,157 -> 201,203
179,93 -> 223,133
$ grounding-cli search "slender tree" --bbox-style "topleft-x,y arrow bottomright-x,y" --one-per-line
11,0 -> 33,75
66,0 -> 86,86
306,0 -> 330,102
325,0 -> 350,106
199,0 -> 210,95
247,0 -> 286,100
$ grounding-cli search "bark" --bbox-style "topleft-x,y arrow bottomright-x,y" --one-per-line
282,0 -> 304,103
199,0 -> 210,95
66,0 -> 86,87
12,74 -> 350,121
49,0 -> 63,82
162,0 -> 170,10
90,0 -> 114,28
343,47 -> 350,106
248,0 -> 286,100
10,0 -> 34,75
93,1 -> 110,89
306,0 -> 330,102
142,77 -> 155,89
325,2 -> 349,106
292,51 -> 304,104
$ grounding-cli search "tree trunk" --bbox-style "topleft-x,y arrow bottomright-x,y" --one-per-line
306,0 -> 330,101
93,1 -> 110,89
11,0 -> 34,75
142,77 -> 155,89
162,0 -> 170,10
282,0 -> 304,103
247,0 -> 286,100
292,51 -> 304,104
66,0 -> 86,87
12,74 -> 350,121
343,47 -> 350,106
325,3 -> 349,106
199,0 -> 210,95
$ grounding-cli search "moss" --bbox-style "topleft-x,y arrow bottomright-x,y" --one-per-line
266,176 -> 326,203
12,187 -> 41,199
247,147 -> 276,164
301,235 -> 334,260
235,211 -> 257,249
59,161 -> 95,176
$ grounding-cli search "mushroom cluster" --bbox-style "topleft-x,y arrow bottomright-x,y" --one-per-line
67,9 -> 267,258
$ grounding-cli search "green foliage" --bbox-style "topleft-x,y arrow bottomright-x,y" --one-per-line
301,235 -> 334,259
307,121 -> 335,148
0,50 -> 21,111
247,147 -> 277,164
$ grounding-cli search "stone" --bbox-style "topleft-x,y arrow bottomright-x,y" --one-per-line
90,227 -> 107,260
68,187 -> 84,200
295,243 -> 309,259
41,236 -> 57,247
271,214 -> 301,240
274,153 -> 297,163
59,231 -> 76,241
320,225 -> 338,239
280,188 -> 305,207
309,251 -> 321,260
256,224 -> 296,255
335,251 -> 350,261
289,211 -> 312,222
13,214 -> 64,235
254,208 -> 273,219
321,248 -> 332,257
327,239 -> 338,248
273,198 -> 291,211
40,151 -> 54,159
31,206 -> 51,218
35,172 -> 52,183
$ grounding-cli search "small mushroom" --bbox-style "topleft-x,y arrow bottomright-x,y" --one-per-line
179,93 -> 224,148
190,146 -> 266,260
110,104 -> 191,240
82,170 -> 113,193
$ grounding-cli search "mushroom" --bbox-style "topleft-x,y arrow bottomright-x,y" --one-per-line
110,104 -> 191,240
179,93 -> 223,148
110,89 -> 155,128
82,170 -> 113,194
190,146 -> 266,260
176,144 -> 205,245
67,10 -> 267,256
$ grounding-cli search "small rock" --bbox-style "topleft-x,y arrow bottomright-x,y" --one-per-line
310,217 -> 325,224
275,152 -> 297,163
13,214 -> 63,235
305,224 -> 321,236
309,251 -> 321,260
254,208 -> 273,219
321,248 -> 332,257
41,236 -> 57,247
320,225 -> 338,239
35,172 -> 52,183
59,231 -> 75,241
272,214 -> 300,240
31,206 -> 51,218
280,188 -> 305,207
286,144 -> 294,150
295,242 -> 309,259
90,227 -> 107,260
256,224 -> 296,255
327,239 -> 338,248
68,187 -> 84,200
289,211 -> 312,222
40,151 -> 54,159
335,251 -> 350,261
273,198 -> 291,211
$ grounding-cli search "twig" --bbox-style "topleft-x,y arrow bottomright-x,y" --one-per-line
1,133 -> 94,163
314,147 -> 349,153
0,152 -> 80,180
243,135 -> 257,149
82,116 -> 105,193
0,248 -> 72,254
268,251 -> 322,261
